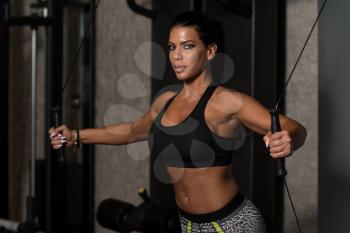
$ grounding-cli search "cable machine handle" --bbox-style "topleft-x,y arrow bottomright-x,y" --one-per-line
269,108 -> 287,177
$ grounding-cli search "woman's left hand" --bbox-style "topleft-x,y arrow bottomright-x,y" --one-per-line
263,130 -> 293,158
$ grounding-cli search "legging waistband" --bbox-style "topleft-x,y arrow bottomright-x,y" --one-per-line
177,192 -> 245,223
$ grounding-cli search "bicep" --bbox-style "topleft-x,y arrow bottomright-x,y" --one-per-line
235,94 -> 272,135
235,93 -> 302,135
128,109 -> 156,142
101,108 -> 155,144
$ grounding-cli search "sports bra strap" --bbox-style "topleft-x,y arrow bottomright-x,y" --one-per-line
163,94 -> 177,112
191,84 -> 218,119
162,83 -> 218,120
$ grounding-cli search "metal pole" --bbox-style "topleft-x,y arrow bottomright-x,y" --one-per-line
25,16 -> 39,233
0,0 -> 10,219
30,21 -> 37,199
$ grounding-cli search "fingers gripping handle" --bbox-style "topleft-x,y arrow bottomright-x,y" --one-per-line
52,107 -> 66,162
269,109 -> 287,177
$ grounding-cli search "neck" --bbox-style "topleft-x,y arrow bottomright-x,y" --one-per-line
180,72 -> 213,99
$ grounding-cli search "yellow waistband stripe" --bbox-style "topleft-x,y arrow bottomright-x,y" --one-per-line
211,221 -> 224,233
187,220 -> 192,233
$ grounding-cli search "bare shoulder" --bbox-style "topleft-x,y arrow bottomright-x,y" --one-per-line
150,90 -> 177,114
211,85 -> 245,115
130,90 -> 177,135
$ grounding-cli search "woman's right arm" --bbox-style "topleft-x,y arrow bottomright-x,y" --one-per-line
49,91 -> 176,149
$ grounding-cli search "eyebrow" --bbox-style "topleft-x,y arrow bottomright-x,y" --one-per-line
168,40 -> 197,45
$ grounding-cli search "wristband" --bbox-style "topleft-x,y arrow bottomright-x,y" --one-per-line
76,129 -> 80,149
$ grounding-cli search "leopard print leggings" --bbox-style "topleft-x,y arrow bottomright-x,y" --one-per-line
179,198 -> 266,233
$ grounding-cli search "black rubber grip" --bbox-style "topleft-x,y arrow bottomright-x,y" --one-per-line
269,109 -> 287,177
52,107 -> 65,162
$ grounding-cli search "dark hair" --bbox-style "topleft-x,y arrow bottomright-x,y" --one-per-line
170,11 -> 225,53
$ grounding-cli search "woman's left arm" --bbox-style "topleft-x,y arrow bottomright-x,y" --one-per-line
225,91 -> 307,158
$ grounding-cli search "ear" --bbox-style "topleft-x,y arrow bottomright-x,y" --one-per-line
207,43 -> 218,60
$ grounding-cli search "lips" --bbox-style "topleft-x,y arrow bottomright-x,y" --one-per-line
173,65 -> 186,73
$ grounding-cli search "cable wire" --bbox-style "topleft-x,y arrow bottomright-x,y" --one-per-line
276,0 -> 328,109
58,0 -> 101,102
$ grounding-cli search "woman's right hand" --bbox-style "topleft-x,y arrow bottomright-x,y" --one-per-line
48,125 -> 76,149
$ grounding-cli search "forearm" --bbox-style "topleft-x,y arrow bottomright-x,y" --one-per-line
281,117 -> 307,151
79,122 -> 136,145
290,124 -> 307,150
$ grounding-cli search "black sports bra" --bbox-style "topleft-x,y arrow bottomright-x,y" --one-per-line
148,84 -> 236,168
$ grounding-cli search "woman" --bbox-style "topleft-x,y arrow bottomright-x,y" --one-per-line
49,12 -> 306,233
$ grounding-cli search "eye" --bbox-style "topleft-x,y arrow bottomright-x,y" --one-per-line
183,44 -> 195,49
168,44 -> 175,51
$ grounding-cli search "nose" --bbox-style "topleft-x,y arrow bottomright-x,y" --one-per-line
172,48 -> 183,60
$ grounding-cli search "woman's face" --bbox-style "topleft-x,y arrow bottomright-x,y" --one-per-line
168,26 -> 214,81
